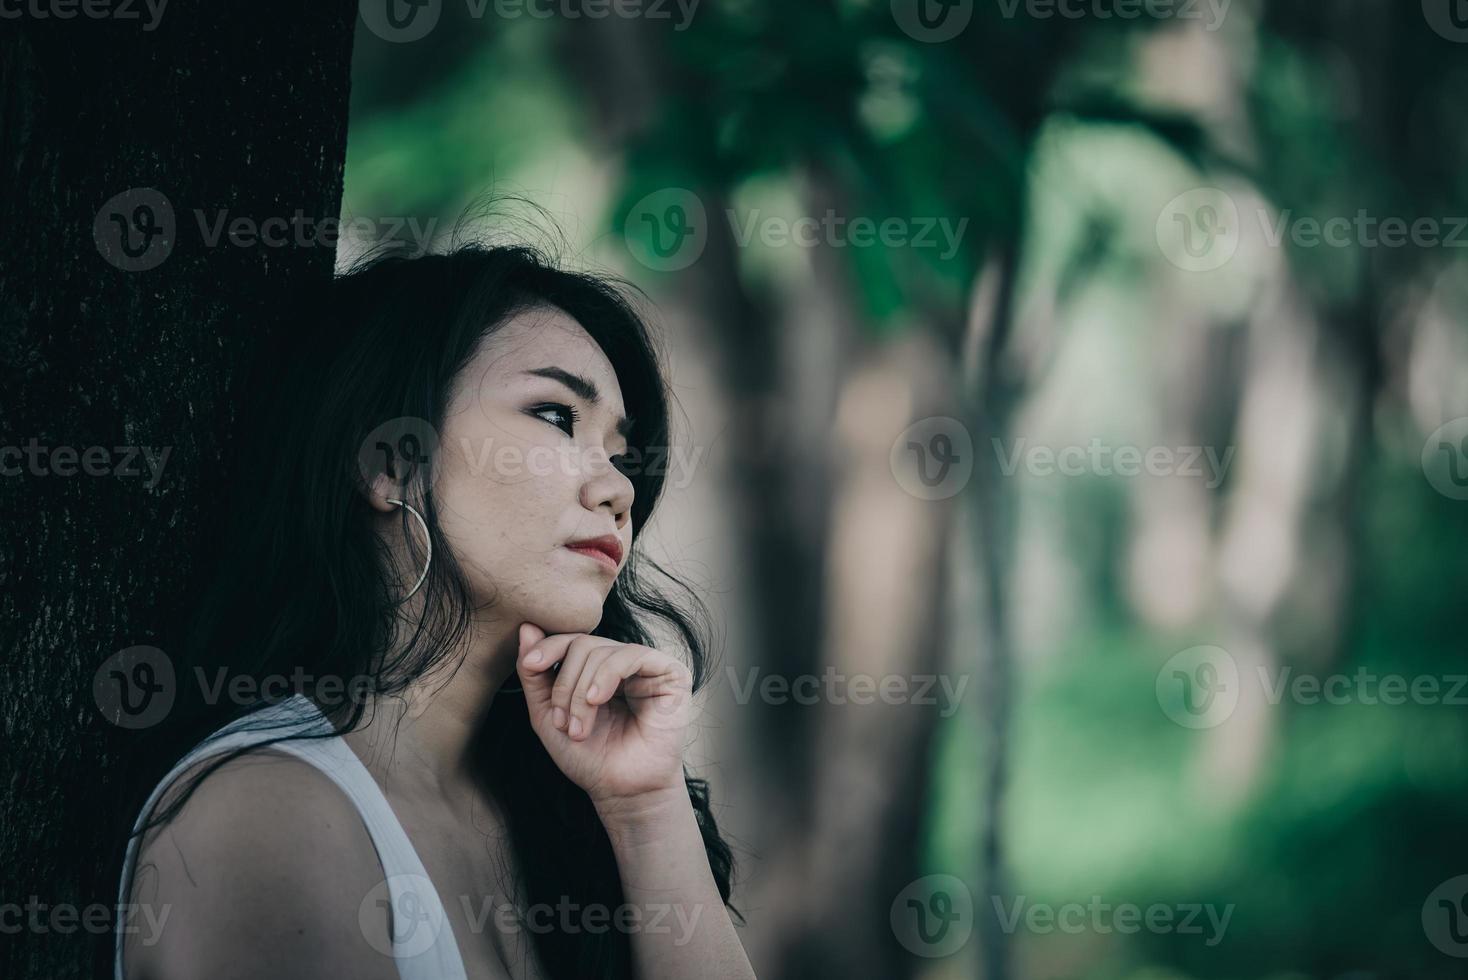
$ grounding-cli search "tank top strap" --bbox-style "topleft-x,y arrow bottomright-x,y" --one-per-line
114,694 -> 467,980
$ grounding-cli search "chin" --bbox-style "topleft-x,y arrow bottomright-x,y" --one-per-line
525,593 -> 606,636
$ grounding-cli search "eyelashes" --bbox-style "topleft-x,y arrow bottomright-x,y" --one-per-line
528,402 -> 632,476
529,401 -> 581,436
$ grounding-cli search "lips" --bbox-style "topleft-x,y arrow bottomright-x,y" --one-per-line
563,534 -> 624,572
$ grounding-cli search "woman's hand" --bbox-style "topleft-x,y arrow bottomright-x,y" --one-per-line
515,623 -> 694,812
516,624 -> 758,980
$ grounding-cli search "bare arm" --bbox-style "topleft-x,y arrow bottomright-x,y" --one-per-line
122,751 -> 398,980
596,789 -> 756,980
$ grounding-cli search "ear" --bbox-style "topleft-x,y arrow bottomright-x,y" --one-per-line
362,472 -> 402,514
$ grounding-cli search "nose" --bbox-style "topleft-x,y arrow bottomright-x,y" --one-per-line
578,450 -> 634,530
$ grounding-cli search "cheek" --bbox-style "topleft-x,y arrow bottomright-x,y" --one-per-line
427,445 -> 612,631
432,442 -> 580,581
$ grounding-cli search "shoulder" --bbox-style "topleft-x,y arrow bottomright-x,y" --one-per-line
121,746 -> 397,980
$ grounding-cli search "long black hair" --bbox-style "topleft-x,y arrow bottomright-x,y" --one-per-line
111,241 -> 737,979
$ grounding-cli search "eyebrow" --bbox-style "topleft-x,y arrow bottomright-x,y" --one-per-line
522,367 -> 635,439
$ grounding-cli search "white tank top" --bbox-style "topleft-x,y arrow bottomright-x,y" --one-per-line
113,693 -> 469,980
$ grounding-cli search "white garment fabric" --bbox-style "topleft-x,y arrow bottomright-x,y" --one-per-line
113,693 -> 468,980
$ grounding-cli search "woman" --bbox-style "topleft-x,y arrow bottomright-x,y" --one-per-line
111,242 -> 756,980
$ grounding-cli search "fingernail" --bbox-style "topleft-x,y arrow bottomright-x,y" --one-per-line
526,650 -> 542,666
587,684 -> 599,702
552,707 -> 566,730
568,717 -> 582,738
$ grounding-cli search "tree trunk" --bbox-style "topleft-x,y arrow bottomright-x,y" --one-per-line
965,236 -> 1025,980
0,6 -> 356,977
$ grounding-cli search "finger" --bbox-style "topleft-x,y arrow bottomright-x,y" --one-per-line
522,627 -> 584,674
581,645 -> 651,707
518,624 -> 576,675
618,655 -> 694,729
517,625 -> 578,714
551,635 -> 619,734
568,645 -> 639,741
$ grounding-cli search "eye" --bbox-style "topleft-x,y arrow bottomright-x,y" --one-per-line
529,402 -> 580,436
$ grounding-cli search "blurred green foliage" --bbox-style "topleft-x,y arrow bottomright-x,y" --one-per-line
344,2 -> 1468,975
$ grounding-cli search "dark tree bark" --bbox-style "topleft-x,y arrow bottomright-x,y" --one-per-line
0,5 -> 356,977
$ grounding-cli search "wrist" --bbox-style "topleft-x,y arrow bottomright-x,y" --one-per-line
592,784 -> 691,844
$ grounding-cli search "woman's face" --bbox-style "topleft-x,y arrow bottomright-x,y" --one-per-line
429,304 -> 636,634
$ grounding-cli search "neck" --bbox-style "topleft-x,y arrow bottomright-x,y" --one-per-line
335,612 -> 522,807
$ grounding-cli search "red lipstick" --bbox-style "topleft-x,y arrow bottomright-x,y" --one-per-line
563,534 -> 624,572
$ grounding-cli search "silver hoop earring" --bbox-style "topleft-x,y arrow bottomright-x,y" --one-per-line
386,498 -> 432,601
